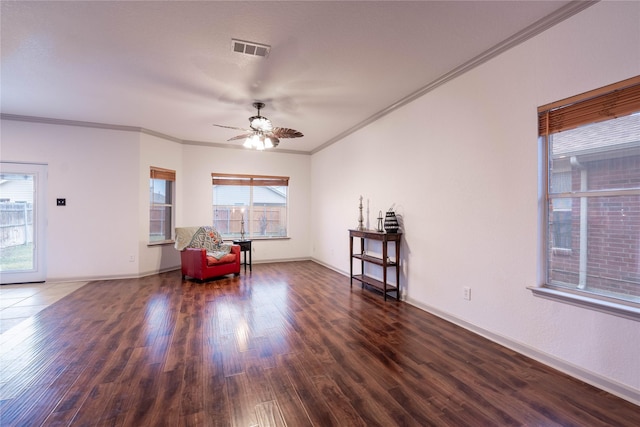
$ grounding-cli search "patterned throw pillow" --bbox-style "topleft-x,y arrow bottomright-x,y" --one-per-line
187,226 -> 231,259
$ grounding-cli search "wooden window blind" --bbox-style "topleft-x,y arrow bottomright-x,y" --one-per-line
150,167 -> 176,181
211,173 -> 289,187
538,75 -> 640,136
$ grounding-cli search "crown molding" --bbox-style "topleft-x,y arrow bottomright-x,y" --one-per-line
0,113 -> 183,143
0,113 -> 310,155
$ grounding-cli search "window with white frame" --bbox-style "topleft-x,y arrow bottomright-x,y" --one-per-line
149,167 -> 175,243
538,76 -> 640,310
212,174 -> 289,239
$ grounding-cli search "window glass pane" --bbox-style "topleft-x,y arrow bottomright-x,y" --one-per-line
213,186 -> 249,238
253,186 -> 287,237
150,205 -> 172,242
547,113 -> 640,303
548,194 -> 640,302
212,180 -> 288,239
149,176 -> 174,242
150,179 -> 171,204
551,114 -> 640,191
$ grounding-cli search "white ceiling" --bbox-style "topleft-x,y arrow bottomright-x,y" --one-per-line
1,1 -> 593,154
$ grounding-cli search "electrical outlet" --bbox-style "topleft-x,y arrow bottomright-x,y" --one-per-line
463,287 -> 471,301
129,255 -> 135,262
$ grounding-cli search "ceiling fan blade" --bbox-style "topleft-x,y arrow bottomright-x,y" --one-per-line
227,133 -> 254,141
213,123 -> 250,132
271,127 -> 304,138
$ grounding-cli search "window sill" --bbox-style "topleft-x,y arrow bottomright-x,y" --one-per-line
147,240 -> 175,247
528,286 -> 640,322
225,236 -> 291,242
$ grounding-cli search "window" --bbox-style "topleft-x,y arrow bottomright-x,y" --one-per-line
537,76 -> 640,312
149,167 -> 175,243
212,174 -> 289,239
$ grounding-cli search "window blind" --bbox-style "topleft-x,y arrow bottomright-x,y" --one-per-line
212,173 -> 289,187
538,75 -> 640,136
150,167 -> 176,181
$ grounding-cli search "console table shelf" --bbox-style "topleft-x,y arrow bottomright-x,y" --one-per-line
351,253 -> 398,267
351,274 -> 399,294
349,229 -> 402,301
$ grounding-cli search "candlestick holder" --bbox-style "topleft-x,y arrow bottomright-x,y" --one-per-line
377,210 -> 384,232
357,196 -> 364,231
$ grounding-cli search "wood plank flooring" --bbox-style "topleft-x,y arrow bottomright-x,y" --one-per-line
0,261 -> 638,426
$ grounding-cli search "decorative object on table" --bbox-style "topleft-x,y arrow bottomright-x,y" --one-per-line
240,209 -> 246,240
366,198 -> 370,230
384,209 -> 400,233
357,195 -> 364,231
377,210 -> 384,232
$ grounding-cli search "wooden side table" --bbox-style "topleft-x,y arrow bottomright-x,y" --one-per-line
233,240 -> 252,273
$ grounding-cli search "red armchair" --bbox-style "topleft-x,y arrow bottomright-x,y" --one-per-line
175,226 -> 241,281
180,245 -> 241,280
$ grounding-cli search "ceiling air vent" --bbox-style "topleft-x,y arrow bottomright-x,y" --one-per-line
231,39 -> 270,58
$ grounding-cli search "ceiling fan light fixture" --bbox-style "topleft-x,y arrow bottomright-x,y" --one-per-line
213,102 -> 302,150
249,115 -> 272,131
244,133 -> 272,150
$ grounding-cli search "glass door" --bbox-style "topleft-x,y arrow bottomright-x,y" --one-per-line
0,162 -> 47,284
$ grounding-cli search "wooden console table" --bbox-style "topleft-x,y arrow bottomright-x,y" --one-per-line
349,229 -> 402,301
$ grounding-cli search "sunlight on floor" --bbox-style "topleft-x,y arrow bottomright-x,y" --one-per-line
0,281 -> 87,334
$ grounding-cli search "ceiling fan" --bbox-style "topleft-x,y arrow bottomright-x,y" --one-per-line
213,102 -> 304,150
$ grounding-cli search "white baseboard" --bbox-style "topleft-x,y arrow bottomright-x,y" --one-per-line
311,258 -> 348,276
405,297 -> 640,406
251,256 -> 311,264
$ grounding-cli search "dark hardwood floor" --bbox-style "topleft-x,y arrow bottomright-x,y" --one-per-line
1,261 -> 638,426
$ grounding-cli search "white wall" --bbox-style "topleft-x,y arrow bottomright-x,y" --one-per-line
1,121 -> 140,281
1,123 -> 312,279
311,1 -> 640,402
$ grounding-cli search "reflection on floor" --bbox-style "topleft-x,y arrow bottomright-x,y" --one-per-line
0,281 -> 87,334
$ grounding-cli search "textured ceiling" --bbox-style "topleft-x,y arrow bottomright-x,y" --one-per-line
1,1 -> 592,153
